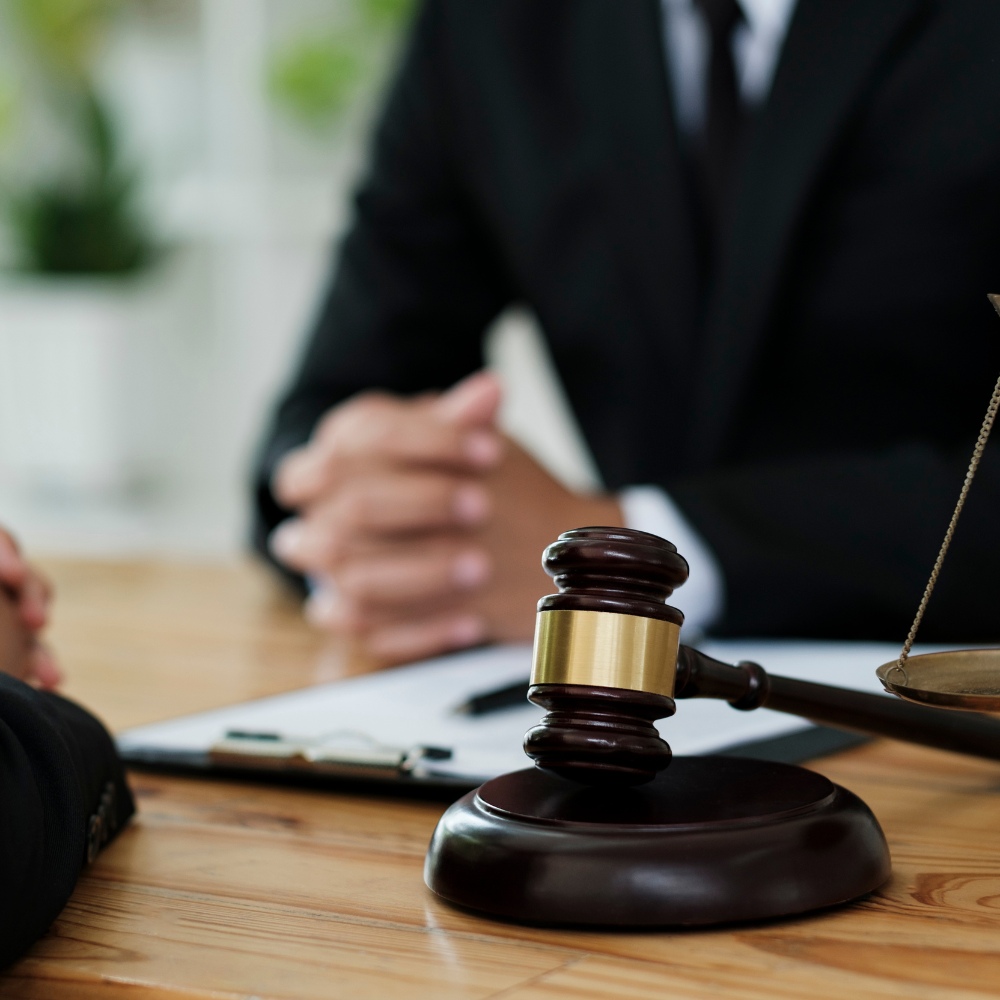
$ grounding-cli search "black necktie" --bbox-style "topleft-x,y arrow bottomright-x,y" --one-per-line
693,0 -> 747,245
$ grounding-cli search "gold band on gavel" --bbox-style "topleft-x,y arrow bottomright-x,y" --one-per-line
530,609 -> 681,696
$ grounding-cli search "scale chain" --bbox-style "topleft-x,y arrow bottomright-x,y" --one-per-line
897,364 -> 1000,669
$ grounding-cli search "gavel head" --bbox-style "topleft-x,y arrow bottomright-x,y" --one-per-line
523,527 -> 688,786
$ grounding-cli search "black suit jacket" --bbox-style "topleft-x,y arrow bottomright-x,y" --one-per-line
255,0 -> 1000,641
0,674 -> 134,968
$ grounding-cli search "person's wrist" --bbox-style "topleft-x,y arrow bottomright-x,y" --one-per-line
571,492 -> 624,530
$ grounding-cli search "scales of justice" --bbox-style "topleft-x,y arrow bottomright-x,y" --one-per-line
424,295 -> 1000,927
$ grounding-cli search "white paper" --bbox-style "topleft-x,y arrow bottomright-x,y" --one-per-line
117,639 -> 960,784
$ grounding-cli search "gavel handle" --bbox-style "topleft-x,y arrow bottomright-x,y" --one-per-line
675,644 -> 1000,762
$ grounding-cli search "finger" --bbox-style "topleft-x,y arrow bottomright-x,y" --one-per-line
0,528 -> 26,591
277,429 -> 501,511
304,580 -> 462,633
30,644 -> 62,690
435,370 -> 503,427
272,443 -> 326,508
344,472 -> 490,535
323,472 -> 492,539
270,463 -> 492,573
277,423 -> 501,508
269,512 -> 395,575
297,538 -> 492,616
274,395 -> 502,508
34,564 -> 53,603
365,613 -> 488,664
303,577 -> 472,633
333,545 -> 492,612
269,517 -> 331,574
17,571 -> 49,631
355,473 -> 492,534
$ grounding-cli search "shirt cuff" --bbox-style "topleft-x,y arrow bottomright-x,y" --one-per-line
619,485 -> 724,637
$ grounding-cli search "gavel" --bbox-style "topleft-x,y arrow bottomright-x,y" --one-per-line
523,526 -> 1000,786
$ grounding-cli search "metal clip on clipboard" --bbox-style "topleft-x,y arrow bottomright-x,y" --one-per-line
209,730 -> 453,782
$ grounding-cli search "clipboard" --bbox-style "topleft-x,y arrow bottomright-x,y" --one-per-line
116,639 -> 934,791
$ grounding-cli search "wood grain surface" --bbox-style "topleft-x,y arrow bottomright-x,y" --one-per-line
2,558 -> 1000,999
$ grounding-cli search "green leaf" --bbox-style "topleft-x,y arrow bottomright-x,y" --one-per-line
78,84 -> 117,178
8,0 -> 125,79
267,34 -> 366,129
9,174 -> 148,274
359,0 -> 415,29
1,5 -> 151,275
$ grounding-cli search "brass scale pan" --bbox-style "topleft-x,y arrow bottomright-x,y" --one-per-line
875,294 -> 1000,712
877,650 -> 1000,711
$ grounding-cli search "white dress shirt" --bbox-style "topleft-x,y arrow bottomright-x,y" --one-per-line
619,0 -> 798,636
662,0 -> 799,136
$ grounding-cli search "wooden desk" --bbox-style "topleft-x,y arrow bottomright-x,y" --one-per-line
3,559 -> 1000,999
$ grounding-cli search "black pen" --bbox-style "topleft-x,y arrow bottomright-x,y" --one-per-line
453,678 -> 531,716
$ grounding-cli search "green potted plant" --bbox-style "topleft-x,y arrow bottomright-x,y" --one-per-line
2,0 -> 149,274
0,0 -> 168,497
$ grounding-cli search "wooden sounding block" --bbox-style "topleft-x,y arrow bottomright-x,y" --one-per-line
427,757 -> 888,926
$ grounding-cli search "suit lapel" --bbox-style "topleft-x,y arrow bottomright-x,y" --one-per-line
689,0 -> 929,464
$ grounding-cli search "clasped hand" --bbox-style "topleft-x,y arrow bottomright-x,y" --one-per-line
270,371 -> 621,663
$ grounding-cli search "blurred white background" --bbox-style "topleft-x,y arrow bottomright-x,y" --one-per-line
0,0 -> 595,559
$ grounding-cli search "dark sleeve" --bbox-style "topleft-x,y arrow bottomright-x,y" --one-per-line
670,440 -> 1000,642
252,0 -> 512,559
0,676 -> 135,969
